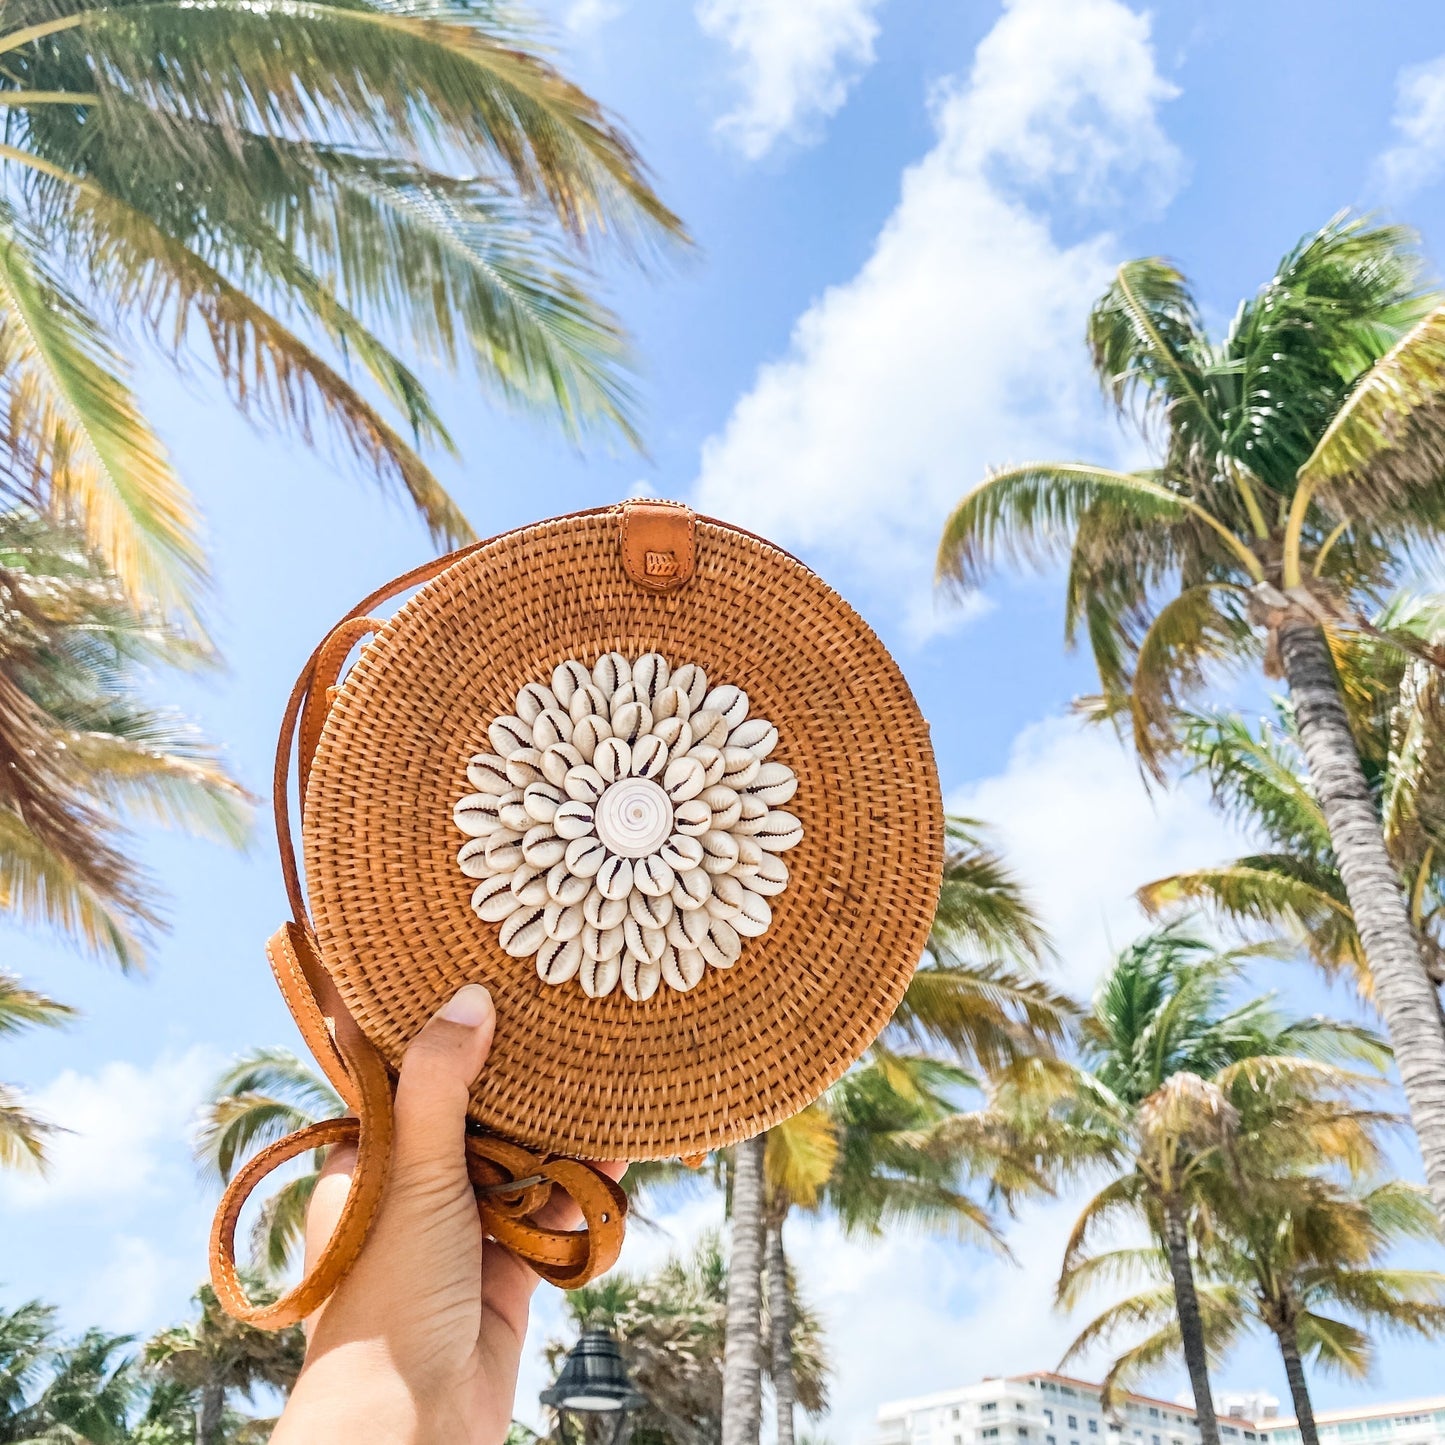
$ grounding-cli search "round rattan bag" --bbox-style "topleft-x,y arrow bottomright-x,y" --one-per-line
209,501 -> 942,1329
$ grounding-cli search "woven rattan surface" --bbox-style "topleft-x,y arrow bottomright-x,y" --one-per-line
304,509 -> 943,1159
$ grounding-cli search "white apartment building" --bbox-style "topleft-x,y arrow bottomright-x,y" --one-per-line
873,1373 -> 1445,1445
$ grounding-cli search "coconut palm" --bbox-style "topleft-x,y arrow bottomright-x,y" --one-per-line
548,1231 -> 827,1445
0,0 -> 682,619
1062,1179 -> 1445,1445
995,925 -> 1389,1445
0,971 -> 73,1172
938,214 -> 1445,1216
145,1278 -> 304,1445
1140,594 -> 1445,997
1,506 -> 251,965
0,1299 -> 58,1431
10,1327 -> 141,1443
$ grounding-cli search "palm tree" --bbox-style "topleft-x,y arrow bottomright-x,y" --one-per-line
0,0 -> 682,619
1140,594 -> 1445,997
0,1299 -> 58,1432
1061,1179 -> 1445,1445
145,1278 -> 304,1445
14,1327 -> 141,1443
717,818 -> 1066,1445
0,971 -> 73,1171
547,1231 -> 827,1445
1,506 -> 251,965
938,214 -> 1445,1216
998,925 -> 1389,1445
195,1048 -> 343,1278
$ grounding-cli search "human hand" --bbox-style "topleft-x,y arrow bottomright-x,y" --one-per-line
272,984 -> 624,1445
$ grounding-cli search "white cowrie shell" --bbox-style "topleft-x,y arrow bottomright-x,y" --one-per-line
753,810 -> 803,852
454,794 -> 504,837
499,800 -> 532,833
706,873 -> 745,921
568,683 -> 609,724
662,945 -> 705,992
721,747 -> 760,789
652,685 -> 690,723
729,718 -> 778,758
582,922 -> 625,961
733,889 -> 772,938
532,708 -> 573,751
554,800 -> 596,839
738,851 -> 788,896
596,854 -> 634,901
592,652 -> 631,699
546,862 -> 591,906
537,937 -> 582,985
701,784 -> 741,831
584,890 -> 628,929
703,685 -> 748,730
500,904 -> 547,957
660,834 -> 704,871
523,781 -> 563,824
544,901 -> 585,942
522,825 -> 566,869
698,916 -> 742,968
671,867 -> 712,912
609,680 -> 641,716
631,653 -> 670,707
663,756 -> 706,803
700,830 -> 740,875
472,875 -> 520,922
581,954 -> 621,999
653,717 -> 693,760
630,889 -> 674,930
689,710 -> 729,750
510,863 -> 549,905
673,798 -> 712,836
670,663 -> 708,712
565,836 -> 608,878
505,748 -> 545,788
622,952 -> 661,1002
542,742 -> 585,787
611,701 -> 652,746
738,792 -> 768,823
458,837 -> 493,878
484,834 -> 525,871
515,681 -> 558,725
564,766 -> 607,806
633,854 -> 675,898
624,916 -> 667,964
689,744 -> 727,788
571,715 -> 613,764
746,761 -> 797,806
631,734 -> 668,779
466,753 -> 511,794
593,736 -> 632,783
489,715 -> 532,757
733,835 -> 763,871
667,906 -> 711,949
551,659 -> 591,706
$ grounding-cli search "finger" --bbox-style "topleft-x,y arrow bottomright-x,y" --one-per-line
391,984 -> 495,1186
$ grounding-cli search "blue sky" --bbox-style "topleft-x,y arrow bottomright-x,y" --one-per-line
7,0 -> 1445,1434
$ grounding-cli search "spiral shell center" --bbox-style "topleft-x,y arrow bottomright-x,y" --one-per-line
595,777 -> 672,857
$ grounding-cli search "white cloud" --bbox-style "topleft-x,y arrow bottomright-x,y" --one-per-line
1376,55 -> 1445,197
692,0 -> 1180,637
563,0 -> 625,33
0,1047 -> 217,1209
951,714 -> 1245,995
697,0 -> 888,159
79,1235 -> 196,1336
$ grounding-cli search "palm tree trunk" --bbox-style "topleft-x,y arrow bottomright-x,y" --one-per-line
721,1134 -> 766,1445
1273,1320 -> 1319,1445
765,1213 -> 795,1445
1160,1198 -> 1220,1445
1278,616 -> 1445,1219
197,1379 -> 226,1445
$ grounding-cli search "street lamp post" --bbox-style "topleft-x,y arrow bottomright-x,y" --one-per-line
541,1327 -> 647,1445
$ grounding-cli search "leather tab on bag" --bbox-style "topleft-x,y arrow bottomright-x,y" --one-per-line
620,500 -> 695,593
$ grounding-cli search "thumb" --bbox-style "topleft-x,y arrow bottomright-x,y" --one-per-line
391,983 -> 495,1182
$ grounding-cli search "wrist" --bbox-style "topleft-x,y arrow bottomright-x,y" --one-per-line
272,1341 -> 437,1445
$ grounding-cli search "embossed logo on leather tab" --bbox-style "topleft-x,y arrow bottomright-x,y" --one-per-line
644,550 -> 678,578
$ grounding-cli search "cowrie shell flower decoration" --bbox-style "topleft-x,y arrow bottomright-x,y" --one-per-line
453,652 -> 801,1001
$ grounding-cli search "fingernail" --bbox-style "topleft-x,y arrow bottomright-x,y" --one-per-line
439,984 -> 493,1028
